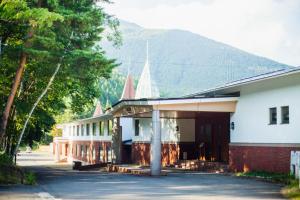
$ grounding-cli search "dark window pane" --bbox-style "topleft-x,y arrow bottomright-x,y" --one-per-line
269,107 -> 277,124
86,124 -> 90,136
92,123 -> 96,136
99,121 -> 104,136
281,106 -> 289,124
135,120 -> 140,136
81,124 -> 84,136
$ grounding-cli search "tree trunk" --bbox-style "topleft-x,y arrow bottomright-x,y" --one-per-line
13,31 -> 73,157
0,53 -> 27,140
14,62 -> 62,156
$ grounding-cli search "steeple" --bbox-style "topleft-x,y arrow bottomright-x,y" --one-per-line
93,100 -> 103,117
120,61 -> 135,100
135,41 -> 160,99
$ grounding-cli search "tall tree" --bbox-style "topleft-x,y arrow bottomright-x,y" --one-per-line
0,0 -> 63,140
0,0 -> 120,154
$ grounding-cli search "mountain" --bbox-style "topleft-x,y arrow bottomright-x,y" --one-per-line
101,20 -> 293,97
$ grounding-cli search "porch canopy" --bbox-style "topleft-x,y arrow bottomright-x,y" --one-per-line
110,96 -> 238,175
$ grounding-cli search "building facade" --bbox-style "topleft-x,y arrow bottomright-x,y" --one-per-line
52,43 -> 300,174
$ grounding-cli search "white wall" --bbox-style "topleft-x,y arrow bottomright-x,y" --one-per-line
231,73 -> 300,144
132,118 -> 195,143
62,118 -> 112,141
120,117 -> 134,141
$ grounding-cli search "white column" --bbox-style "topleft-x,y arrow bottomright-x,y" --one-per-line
55,143 -> 60,162
151,109 -> 161,176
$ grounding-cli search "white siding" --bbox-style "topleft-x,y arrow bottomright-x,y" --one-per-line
133,118 -> 195,143
231,73 -> 300,144
120,117 -> 134,141
62,118 -> 112,141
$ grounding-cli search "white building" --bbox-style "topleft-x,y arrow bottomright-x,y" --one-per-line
53,43 -> 300,175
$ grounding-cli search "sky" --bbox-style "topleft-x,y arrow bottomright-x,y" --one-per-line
103,0 -> 300,66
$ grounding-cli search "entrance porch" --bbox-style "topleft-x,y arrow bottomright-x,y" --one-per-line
111,97 -> 237,175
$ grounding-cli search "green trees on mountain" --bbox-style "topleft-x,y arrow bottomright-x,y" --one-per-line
0,0 -> 120,156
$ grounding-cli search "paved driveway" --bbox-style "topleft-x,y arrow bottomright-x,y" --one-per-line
0,152 -> 285,200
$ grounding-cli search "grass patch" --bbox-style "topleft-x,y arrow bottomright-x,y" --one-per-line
24,171 -> 37,185
0,153 -> 37,185
235,171 -> 300,199
236,171 -> 293,184
282,179 -> 300,200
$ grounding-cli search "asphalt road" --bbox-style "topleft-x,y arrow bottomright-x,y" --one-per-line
0,151 -> 285,200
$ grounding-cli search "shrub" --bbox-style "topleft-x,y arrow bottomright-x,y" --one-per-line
24,172 -> 37,185
0,153 -> 13,166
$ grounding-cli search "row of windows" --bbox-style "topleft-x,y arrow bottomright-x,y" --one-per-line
68,120 -> 113,137
269,106 -> 289,125
74,145 -> 113,162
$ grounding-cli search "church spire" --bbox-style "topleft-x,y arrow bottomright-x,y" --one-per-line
120,59 -> 135,100
135,41 -> 160,99
93,100 -> 103,117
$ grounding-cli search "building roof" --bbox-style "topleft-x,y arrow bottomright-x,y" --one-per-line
121,73 -> 135,100
135,41 -> 160,99
186,67 -> 300,97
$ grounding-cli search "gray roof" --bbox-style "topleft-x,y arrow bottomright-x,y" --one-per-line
186,67 -> 300,97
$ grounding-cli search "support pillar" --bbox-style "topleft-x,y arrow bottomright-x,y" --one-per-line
55,143 -> 60,162
151,109 -> 161,176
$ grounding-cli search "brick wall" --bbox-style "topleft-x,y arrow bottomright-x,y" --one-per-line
69,141 -> 111,164
132,142 -> 179,166
229,145 -> 300,173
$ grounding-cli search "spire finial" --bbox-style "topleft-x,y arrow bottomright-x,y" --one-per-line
127,57 -> 131,75
146,40 -> 149,62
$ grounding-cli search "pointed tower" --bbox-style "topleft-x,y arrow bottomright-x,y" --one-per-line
135,41 -> 160,99
93,100 -> 103,117
120,68 -> 135,100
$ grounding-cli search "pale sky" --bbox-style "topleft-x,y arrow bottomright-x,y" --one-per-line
104,0 -> 300,66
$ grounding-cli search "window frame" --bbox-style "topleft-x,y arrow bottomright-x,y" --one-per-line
99,121 -> 104,136
76,125 -> 79,136
99,145 -> 104,162
92,122 -> 97,136
135,119 -> 140,136
281,106 -> 289,124
86,123 -> 90,136
81,145 -> 84,157
81,124 -> 84,136
86,145 -> 89,159
108,120 -> 113,136
92,146 -> 95,160
269,107 -> 277,125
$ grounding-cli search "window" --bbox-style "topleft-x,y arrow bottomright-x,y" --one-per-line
92,122 -> 96,136
92,147 -> 96,160
99,121 -> 104,136
86,123 -> 90,136
75,145 -> 77,156
269,107 -> 277,124
73,126 -> 76,136
86,145 -> 89,159
107,146 -> 112,163
77,125 -> 79,136
135,120 -> 140,136
69,126 -> 71,136
77,145 -> 80,156
108,120 -> 113,136
81,145 -> 84,157
99,145 -> 104,162
81,124 -> 84,136
281,106 -> 289,124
